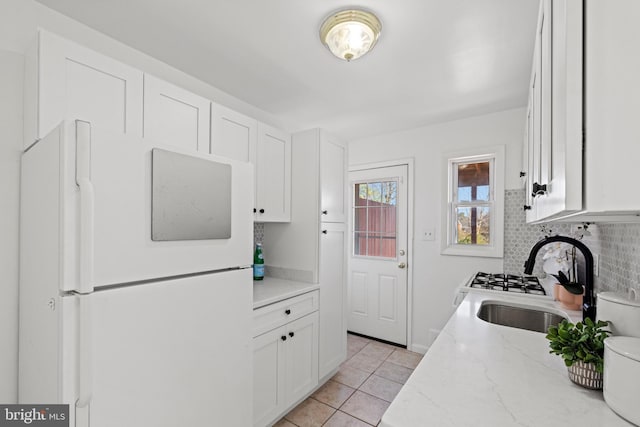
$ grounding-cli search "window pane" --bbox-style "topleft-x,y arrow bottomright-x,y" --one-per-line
457,161 -> 490,202
455,206 -> 491,245
367,207 -> 381,232
381,233 -> 396,257
367,234 -> 381,257
353,179 -> 398,259
382,181 -> 397,205
354,232 -> 367,256
354,207 -> 367,231
380,206 -> 396,234
355,183 -> 368,207
368,182 -> 382,203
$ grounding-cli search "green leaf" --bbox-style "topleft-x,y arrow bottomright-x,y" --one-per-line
546,318 -> 611,370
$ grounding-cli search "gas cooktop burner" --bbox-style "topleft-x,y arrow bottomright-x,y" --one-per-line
469,272 -> 546,295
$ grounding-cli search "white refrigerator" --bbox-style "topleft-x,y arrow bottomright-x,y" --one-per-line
19,120 -> 254,427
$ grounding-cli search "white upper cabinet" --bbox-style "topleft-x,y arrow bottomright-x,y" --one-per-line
210,103 -> 257,163
25,29 -> 143,147
211,105 -> 290,222
255,123 -> 291,222
143,74 -> 210,153
320,136 -> 347,223
583,0 -> 640,217
522,0 -> 640,223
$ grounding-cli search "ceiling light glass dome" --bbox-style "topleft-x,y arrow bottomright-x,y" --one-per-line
320,9 -> 382,62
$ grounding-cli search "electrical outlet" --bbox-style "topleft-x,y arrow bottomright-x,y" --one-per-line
422,228 -> 435,241
594,254 -> 600,276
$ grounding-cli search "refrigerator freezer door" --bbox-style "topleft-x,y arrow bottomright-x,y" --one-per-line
86,269 -> 252,426
20,121 -> 254,292
89,125 -> 253,288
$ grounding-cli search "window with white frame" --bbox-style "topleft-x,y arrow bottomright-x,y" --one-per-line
442,146 -> 504,258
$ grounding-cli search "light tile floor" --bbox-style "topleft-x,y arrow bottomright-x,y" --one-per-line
273,333 -> 424,427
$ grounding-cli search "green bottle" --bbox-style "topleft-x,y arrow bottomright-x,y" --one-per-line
253,243 -> 264,280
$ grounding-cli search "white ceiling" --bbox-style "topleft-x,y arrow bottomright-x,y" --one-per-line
35,0 -> 540,141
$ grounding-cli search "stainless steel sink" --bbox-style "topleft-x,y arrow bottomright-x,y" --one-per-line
477,301 -> 567,333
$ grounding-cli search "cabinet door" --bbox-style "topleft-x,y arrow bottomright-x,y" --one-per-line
253,328 -> 286,427
210,103 -> 257,163
525,0 -> 583,223
529,0 -> 551,207
284,312 -> 319,402
143,74 -> 210,153
524,98 -> 536,223
320,137 -> 347,223
34,30 -> 143,144
545,0 -> 583,217
318,223 -> 347,379
256,123 -> 291,222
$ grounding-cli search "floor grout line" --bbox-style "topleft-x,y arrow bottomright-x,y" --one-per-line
278,333 -> 423,427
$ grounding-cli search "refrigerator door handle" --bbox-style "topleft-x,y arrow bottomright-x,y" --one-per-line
76,293 -> 93,410
76,120 -> 94,294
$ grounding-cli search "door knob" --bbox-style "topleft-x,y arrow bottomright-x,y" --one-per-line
398,262 -> 406,269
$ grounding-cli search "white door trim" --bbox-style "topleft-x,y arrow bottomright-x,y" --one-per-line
348,158 -> 415,352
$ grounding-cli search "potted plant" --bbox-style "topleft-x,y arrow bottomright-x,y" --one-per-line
542,241 -> 583,310
551,270 -> 584,310
546,318 -> 610,389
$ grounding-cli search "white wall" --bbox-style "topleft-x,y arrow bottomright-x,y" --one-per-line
0,0 -> 286,402
0,50 -> 24,403
348,108 -> 525,352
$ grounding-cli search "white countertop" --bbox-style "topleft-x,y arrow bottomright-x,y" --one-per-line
252,277 -> 319,309
381,292 -> 633,427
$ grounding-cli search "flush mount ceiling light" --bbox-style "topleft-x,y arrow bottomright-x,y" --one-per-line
319,9 -> 382,62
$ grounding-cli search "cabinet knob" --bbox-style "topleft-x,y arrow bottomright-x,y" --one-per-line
531,182 -> 547,197
259,208 -> 265,214
322,230 -> 328,234
519,171 -> 526,178
285,309 -> 291,315
253,208 -> 257,213
523,205 -> 532,211
289,332 -> 294,338
322,210 -> 328,215
281,335 -> 287,341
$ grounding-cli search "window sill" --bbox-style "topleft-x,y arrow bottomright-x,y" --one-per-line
441,245 -> 503,258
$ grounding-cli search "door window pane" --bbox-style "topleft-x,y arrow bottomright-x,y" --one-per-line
352,180 -> 398,258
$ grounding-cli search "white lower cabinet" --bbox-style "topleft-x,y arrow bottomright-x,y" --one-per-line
253,293 -> 319,427
318,222 -> 347,379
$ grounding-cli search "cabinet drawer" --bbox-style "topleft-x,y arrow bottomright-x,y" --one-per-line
253,291 -> 318,337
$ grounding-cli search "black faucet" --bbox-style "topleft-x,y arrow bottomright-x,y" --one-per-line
523,235 -> 596,321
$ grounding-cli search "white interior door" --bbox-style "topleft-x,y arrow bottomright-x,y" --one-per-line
348,165 -> 408,346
